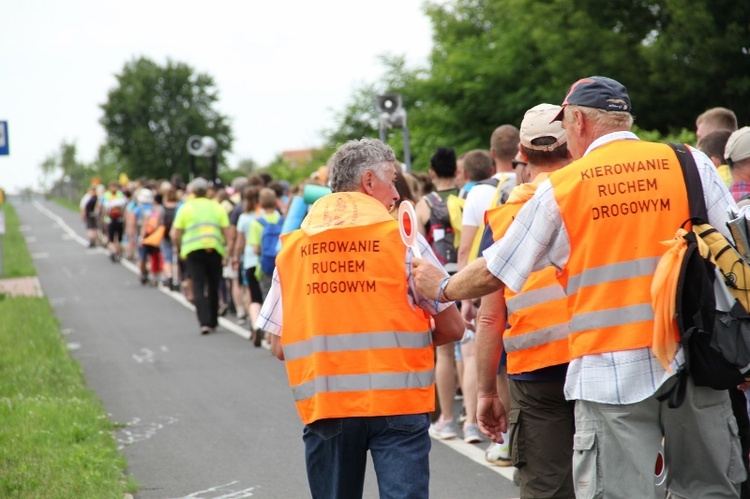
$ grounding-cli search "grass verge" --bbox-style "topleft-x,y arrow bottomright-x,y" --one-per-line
0,204 -> 36,278
0,202 -> 135,497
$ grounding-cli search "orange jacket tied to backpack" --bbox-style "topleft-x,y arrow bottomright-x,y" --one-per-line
276,192 -> 434,425
550,140 -> 689,360
485,174 -> 570,374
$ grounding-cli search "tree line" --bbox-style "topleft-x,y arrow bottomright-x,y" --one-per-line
42,0 -> 750,190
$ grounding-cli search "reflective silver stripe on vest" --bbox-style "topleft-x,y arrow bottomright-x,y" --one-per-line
291,369 -> 435,402
283,330 -> 432,362
504,323 -> 570,352
185,221 -> 222,232
506,284 -> 566,315
566,257 -> 660,296
182,233 -> 224,246
570,303 -> 653,334
182,221 -> 224,245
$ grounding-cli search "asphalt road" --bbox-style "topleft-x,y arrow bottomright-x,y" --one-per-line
15,199 -> 520,499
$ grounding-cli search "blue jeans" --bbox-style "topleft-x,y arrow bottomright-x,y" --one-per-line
303,414 -> 431,499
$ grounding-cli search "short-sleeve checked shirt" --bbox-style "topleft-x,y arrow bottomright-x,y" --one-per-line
482,131 -> 737,404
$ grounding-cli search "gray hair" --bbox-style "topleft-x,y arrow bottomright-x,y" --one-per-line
328,138 -> 397,193
566,104 -> 634,132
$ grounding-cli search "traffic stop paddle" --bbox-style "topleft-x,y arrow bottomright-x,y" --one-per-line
398,201 -> 421,259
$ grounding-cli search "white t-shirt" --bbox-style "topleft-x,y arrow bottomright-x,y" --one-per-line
461,172 -> 516,227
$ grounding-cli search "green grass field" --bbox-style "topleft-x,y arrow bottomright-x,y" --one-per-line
0,202 -> 135,497
0,204 -> 35,278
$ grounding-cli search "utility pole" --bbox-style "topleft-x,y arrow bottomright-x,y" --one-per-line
375,94 -> 412,173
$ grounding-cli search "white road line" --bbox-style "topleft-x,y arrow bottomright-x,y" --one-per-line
33,202 -> 89,246
430,437 -> 516,481
35,201 -> 252,340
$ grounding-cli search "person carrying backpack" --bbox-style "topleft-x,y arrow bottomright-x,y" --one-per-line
247,187 -> 284,347
100,181 -> 127,262
415,147 -> 460,271
135,188 -> 157,285
80,185 -> 99,248
457,126 -> 519,464
158,186 -> 179,290
412,147 -> 464,441
249,188 -> 283,302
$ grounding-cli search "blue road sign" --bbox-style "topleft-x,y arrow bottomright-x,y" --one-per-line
0,122 -> 8,155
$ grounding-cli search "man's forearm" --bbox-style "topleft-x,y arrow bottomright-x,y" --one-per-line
443,257 -> 504,301
475,289 -> 506,397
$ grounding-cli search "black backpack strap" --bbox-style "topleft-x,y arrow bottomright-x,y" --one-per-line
423,192 -> 440,209
659,143 -> 708,410
669,142 -> 708,222
657,367 -> 688,409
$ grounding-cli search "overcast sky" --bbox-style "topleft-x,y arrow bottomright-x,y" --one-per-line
0,0 -> 434,193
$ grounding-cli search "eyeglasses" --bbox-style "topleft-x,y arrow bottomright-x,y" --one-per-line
511,160 -> 528,169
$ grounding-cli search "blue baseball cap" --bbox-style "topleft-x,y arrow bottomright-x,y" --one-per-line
552,76 -> 631,122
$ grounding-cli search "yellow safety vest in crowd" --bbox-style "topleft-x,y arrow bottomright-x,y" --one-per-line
485,175 -> 570,374
178,198 -> 227,259
276,192 -> 433,425
550,140 -> 689,359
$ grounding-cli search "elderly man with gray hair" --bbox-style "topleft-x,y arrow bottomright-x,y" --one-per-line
413,77 -> 743,498
257,138 -> 463,499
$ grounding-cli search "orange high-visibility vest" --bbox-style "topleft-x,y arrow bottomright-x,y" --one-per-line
276,192 -> 433,425
550,140 -> 689,359
485,178 -> 570,374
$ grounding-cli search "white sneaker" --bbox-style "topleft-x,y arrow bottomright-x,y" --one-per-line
485,441 -> 512,466
463,423 -> 483,443
429,417 -> 458,439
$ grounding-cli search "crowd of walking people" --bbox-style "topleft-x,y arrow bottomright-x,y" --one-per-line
78,165 -> 442,344
80,75 -> 750,498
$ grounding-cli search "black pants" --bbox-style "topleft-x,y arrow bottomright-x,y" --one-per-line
186,249 -> 223,329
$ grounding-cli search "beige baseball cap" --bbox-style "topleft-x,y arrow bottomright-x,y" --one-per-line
520,104 -> 567,152
725,127 -> 750,164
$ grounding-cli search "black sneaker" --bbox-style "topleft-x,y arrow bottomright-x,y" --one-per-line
140,275 -> 148,285
253,328 -> 263,347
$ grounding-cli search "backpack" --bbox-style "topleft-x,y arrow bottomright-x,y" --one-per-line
657,143 -> 750,408
162,206 -> 176,242
108,203 -> 123,221
467,174 -> 515,262
423,191 -> 460,270
258,216 -> 284,274
85,194 -> 98,214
